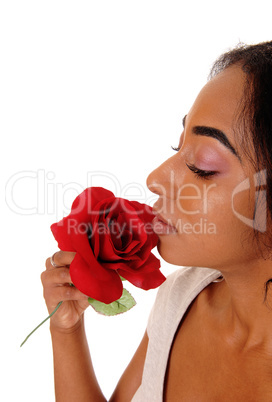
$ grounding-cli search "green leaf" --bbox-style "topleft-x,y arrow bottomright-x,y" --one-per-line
88,288 -> 136,316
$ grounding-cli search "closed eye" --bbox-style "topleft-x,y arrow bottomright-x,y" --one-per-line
172,146 -> 217,179
186,163 -> 217,180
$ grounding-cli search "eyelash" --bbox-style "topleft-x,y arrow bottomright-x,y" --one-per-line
185,163 -> 217,180
171,146 -> 180,152
171,146 -> 217,180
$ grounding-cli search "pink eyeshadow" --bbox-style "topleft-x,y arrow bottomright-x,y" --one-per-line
194,145 -> 230,171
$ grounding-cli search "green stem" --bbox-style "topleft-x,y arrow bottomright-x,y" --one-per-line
20,301 -> 63,347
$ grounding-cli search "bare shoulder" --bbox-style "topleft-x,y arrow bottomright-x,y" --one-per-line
164,281 -> 272,400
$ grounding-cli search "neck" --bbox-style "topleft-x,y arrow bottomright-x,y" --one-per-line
215,258 -> 272,351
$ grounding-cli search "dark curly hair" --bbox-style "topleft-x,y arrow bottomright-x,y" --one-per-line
209,41 -> 272,300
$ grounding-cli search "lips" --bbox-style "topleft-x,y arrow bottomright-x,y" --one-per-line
152,212 -> 178,235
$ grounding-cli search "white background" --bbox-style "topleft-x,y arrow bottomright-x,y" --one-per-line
1,1 -> 271,400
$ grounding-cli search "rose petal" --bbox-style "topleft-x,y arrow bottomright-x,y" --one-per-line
118,262 -> 165,289
51,220 -> 76,251
128,201 -> 154,222
70,253 -> 123,303
105,252 -> 159,273
71,187 -> 115,223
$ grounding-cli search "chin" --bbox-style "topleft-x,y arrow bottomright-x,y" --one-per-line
156,235 -> 212,268
157,238 -> 189,266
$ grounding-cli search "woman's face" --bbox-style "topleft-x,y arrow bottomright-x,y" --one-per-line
147,65 -> 265,270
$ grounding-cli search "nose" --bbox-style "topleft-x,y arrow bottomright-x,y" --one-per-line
146,168 -> 161,195
146,155 -> 177,199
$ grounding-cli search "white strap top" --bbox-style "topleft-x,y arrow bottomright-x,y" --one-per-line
132,266 -> 222,401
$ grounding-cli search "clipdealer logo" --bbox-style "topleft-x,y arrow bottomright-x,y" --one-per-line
4,170 -> 158,218
5,169 -> 268,234
231,170 -> 267,233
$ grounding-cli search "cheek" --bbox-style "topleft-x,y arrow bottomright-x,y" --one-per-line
175,181 -> 218,221
204,182 -> 256,242
157,176 -> 258,267
232,185 -> 255,217
174,178 -> 252,241
229,178 -> 264,236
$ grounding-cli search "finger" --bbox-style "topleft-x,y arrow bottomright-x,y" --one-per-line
41,267 -> 72,286
45,256 -> 62,271
58,285 -> 89,302
45,251 -> 76,270
44,284 -> 89,306
54,251 -> 76,266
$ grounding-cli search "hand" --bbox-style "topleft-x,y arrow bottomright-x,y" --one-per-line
41,251 -> 90,332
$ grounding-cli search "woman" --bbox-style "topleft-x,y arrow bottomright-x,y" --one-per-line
41,41 -> 272,401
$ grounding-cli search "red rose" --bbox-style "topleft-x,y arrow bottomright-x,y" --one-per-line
51,187 -> 165,304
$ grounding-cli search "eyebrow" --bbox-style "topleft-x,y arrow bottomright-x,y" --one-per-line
182,115 -> 240,161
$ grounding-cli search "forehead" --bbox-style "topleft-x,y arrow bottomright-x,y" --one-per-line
186,65 -> 246,137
